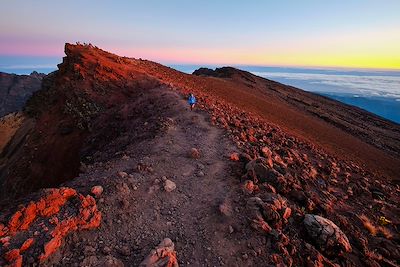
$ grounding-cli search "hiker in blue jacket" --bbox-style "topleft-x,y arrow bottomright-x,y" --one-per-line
188,93 -> 196,111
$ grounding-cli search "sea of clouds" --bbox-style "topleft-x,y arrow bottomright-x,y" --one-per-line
251,71 -> 400,100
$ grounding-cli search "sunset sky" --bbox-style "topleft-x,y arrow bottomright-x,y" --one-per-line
1,0 -> 400,69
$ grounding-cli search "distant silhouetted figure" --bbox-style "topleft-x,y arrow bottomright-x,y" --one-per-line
188,93 -> 196,111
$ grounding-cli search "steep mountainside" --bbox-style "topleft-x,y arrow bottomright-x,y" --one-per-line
0,71 -> 45,117
0,44 -> 399,267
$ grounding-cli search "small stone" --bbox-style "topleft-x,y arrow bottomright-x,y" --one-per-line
243,180 -> 257,194
219,201 -> 232,217
164,179 -> 177,192
230,152 -> 240,161
229,225 -> 234,234
91,185 -> 103,197
197,163 -> 205,170
197,171 -> 205,177
261,146 -> 272,158
190,148 -> 200,159
161,176 -> 168,181
118,171 -> 128,178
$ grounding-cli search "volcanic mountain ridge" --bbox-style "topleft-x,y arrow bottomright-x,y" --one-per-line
0,43 -> 399,267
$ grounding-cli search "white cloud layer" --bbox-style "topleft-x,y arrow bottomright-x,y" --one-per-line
253,71 -> 400,98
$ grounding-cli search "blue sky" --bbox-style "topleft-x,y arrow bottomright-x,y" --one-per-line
1,0 -> 400,69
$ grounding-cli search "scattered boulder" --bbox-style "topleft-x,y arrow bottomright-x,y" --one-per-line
164,179 -> 176,192
303,214 -> 352,255
91,185 -> 104,197
139,238 -> 178,267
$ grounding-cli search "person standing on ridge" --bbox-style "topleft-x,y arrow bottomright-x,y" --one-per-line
188,93 -> 196,111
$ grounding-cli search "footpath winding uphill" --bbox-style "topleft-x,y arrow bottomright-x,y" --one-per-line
50,88 -> 262,266
1,44 -> 399,267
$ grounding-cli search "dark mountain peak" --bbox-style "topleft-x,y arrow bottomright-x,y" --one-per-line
193,66 -> 249,78
0,72 -> 45,117
29,71 -> 46,79
193,66 -> 258,85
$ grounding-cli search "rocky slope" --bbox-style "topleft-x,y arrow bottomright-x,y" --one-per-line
193,67 -> 400,159
0,71 -> 45,117
0,43 -> 399,266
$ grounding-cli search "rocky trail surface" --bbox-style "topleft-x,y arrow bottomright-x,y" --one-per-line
47,88 -> 263,266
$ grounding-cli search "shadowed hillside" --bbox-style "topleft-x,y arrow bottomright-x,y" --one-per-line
0,71 -> 45,117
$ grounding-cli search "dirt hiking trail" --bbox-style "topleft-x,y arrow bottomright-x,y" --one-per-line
51,87 -> 263,266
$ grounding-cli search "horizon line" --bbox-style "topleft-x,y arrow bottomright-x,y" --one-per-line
2,60 -> 400,73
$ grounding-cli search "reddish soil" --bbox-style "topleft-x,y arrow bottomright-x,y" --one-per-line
0,44 -> 399,266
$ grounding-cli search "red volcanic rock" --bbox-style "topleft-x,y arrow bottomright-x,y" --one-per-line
282,207 -> 292,221
243,180 -> 258,194
139,238 -> 178,267
91,185 -> 104,197
0,187 -> 101,266
7,188 -> 76,233
261,146 -> 272,158
20,238 -> 34,253
248,135 -> 257,143
230,152 -> 240,161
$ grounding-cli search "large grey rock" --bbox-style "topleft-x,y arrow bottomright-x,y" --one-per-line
245,157 -> 279,183
304,214 -> 352,255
